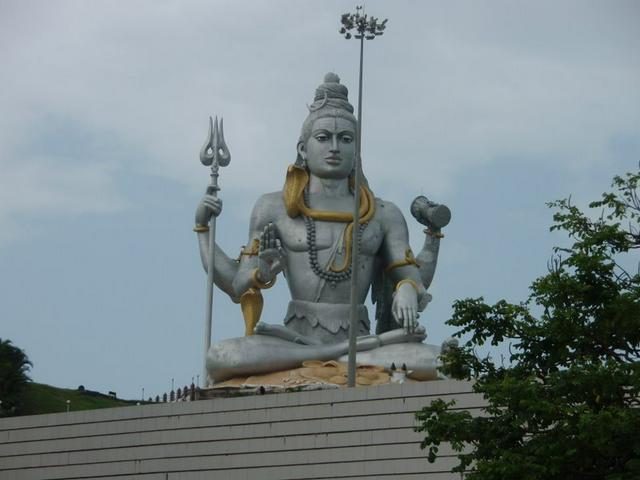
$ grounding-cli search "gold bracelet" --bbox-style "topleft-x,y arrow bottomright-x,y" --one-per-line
385,249 -> 420,273
193,224 -> 210,233
251,268 -> 276,290
424,229 -> 444,239
395,278 -> 419,294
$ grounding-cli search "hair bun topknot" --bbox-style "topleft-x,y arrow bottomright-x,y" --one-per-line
312,72 -> 353,113
324,72 -> 341,83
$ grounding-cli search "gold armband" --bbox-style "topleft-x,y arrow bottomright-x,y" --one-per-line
385,249 -> 419,273
193,224 -> 209,233
424,228 -> 444,239
251,268 -> 276,290
395,278 -> 419,294
238,238 -> 260,260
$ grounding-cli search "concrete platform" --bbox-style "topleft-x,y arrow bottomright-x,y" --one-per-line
0,380 -> 481,479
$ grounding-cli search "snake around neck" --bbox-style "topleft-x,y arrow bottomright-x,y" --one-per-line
283,164 -> 376,287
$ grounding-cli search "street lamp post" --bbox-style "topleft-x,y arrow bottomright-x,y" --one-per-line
339,7 -> 387,388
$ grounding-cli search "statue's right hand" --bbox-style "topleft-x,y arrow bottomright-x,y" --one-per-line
258,223 -> 286,280
195,194 -> 222,226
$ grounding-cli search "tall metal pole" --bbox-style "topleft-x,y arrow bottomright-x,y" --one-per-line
347,34 -> 365,388
340,8 -> 387,387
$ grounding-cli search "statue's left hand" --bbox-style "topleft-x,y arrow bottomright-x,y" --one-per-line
257,223 -> 286,281
392,283 -> 419,333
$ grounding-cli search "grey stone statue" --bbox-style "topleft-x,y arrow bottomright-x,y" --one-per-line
194,73 -> 450,384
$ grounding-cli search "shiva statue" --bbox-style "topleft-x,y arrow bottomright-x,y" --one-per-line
194,73 -> 450,384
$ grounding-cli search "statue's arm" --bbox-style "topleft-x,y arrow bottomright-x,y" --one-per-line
195,232 -> 240,302
231,193 -> 280,296
379,201 -> 430,310
410,196 -> 450,290
194,194 -> 240,302
415,229 -> 441,290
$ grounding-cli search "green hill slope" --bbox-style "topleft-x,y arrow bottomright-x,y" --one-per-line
19,383 -> 140,415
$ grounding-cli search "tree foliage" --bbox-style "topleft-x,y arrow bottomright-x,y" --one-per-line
416,171 -> 640,479
0,338 -> 32,416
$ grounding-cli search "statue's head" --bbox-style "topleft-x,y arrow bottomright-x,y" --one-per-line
296,73 -> 360,181
283,73 -> 371,216
298,73 -> 357,146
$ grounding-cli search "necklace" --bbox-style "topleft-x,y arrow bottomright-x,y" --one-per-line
303,188 -> 368,287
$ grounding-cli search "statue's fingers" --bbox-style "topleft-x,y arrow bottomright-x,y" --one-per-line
259,232 -> 266,253
277,246 -> 286,264
262,225 -> 271,250
269,223 -> 277,248
268,225 -> 275,248
405,308 -> 413,332
205,203 -> 219,215
391,299 -> 399,322
264,224 -> 271,237
397,303 -> 406,324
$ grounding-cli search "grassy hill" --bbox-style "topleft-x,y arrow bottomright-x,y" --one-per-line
19,383 -> 141,416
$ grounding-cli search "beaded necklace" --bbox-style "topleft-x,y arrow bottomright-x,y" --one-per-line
303,187 -> 368,287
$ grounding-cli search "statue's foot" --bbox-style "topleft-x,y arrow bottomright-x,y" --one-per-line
377,326 -> 427,346
254,322 -> 322,345
338,342 -> 441,381
254,322 -> 381,350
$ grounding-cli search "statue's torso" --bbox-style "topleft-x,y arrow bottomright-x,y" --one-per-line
260,191 -> 385,304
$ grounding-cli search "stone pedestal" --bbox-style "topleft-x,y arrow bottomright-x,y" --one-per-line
0,380 -> 481,479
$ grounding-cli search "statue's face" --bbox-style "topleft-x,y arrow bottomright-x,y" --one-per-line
300,116 -> 356,180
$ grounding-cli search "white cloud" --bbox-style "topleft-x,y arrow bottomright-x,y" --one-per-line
0,155 -> 127,244
0,0 -> 638,241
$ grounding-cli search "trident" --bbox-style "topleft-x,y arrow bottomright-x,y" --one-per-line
199,116 -> 231,387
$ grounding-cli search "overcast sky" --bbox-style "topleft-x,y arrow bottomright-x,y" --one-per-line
1,0 -> 638,401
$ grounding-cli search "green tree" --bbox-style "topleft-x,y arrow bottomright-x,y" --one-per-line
0,339 -> 33,416
416,171 -> 640,480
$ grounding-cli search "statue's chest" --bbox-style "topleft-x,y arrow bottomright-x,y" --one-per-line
277,216 -> 383,255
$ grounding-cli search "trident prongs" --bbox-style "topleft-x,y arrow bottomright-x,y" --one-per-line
200,117 -> 215,167
217,118 -> 231,167
200,116 -> 231,168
